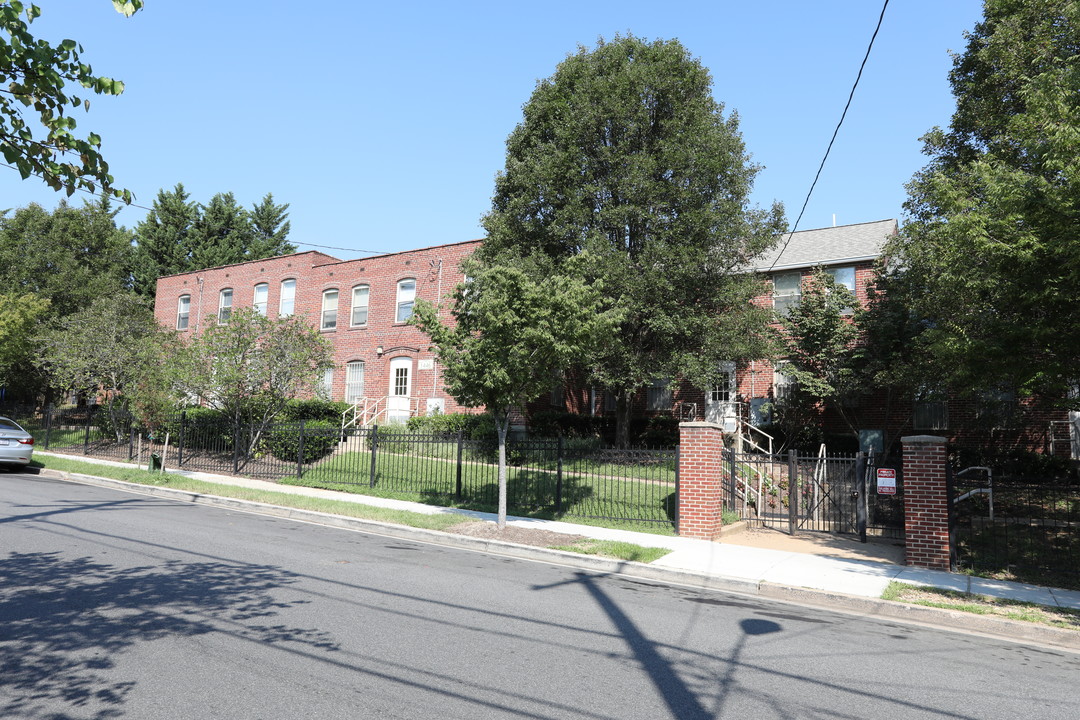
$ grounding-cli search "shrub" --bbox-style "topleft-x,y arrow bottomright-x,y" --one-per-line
637,415 -> 679,447
263,420 -> 339,464
279,399 -> 351,423
528,410 -> 610,439
166,408 -> 233,451
406,412 -> 483,435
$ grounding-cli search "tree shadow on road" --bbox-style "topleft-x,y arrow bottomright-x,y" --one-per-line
0,551 -> 339,719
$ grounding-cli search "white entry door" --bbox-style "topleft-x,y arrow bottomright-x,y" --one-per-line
387,357 -> 413,424
704,362 -> 738,432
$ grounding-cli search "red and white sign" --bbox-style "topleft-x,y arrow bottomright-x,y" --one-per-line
877,468 -> 897,495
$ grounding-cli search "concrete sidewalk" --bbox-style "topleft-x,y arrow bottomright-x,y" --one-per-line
35,451 -> 1080,616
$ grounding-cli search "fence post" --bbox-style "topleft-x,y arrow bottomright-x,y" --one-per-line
83,407 -> 92,455
727,447 -> 737,513
787,449 -> 798,535
369,424 -> 379,487
455,428 -> 464,501
128,417 -> 136,460
855,451 -> 867,543
297,420 -> 306,478
673,445 -> 680,533
178,411 -> 186,468
555,435 -> 564,513
44,405 -> 52,449
232,423 -> 240,475
902,435 -> 951,570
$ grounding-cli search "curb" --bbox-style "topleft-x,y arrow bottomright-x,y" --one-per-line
38,469 -> 1080,652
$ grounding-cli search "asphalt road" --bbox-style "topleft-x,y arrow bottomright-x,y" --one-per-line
2,471 -> 1078,720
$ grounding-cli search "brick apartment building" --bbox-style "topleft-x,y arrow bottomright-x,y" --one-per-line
153,220 -> 1075,456
154,240 -> 480,423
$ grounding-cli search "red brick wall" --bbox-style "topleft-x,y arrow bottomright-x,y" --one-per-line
902,435 -> 951,570
154,241 -> 483,416
676,422 -> 726,539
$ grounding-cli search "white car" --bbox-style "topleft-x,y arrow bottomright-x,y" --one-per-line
0,416 -> 34,468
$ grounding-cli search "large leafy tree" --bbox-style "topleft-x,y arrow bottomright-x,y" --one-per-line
171,308 -> 333,467
412,263 -> 614,527
132,185 -> 296,297
886,0 -> 1080,403
0,198 -> 134,400
0,291 -> 49,388
1,1 -> 141,200
479,35 -> 785,446
35,293 -> 174,429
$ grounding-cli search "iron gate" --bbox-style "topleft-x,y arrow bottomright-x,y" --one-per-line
724,449 -> 904,540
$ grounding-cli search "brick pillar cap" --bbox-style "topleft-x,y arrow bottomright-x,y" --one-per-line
679,421 -> 725,431
901,435 -> 947,445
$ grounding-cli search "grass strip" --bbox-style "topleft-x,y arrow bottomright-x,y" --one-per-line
550,540 -> 671,563
882,581 -> 1080,631
31,455 -> 672,558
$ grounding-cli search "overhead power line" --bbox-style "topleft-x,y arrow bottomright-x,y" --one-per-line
768,0 -> 890,271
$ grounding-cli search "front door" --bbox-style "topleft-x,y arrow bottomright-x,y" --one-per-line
387,357 -> 412,424
705,362 -> 738,432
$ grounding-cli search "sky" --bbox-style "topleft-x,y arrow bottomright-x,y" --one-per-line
1,1 -> 985,260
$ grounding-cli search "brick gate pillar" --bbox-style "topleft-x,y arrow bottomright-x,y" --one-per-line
901,435 -> 951,570
677,422 -> 725,540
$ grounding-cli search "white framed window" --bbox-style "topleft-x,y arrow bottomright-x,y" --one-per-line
647,377 -> 673,411
772,272 -> 802,316
396,278 -> 416,323
176,295 -> 190,330
774,362 -> 797,402
345,360 -> 365,403
321,289 -> 338,330
351,285 -> 369,327
279,279 -> 296,317
253,283 -> 268,316
826,266 -> 856,314
217,288 -> 233,324
319,367 -> 334,399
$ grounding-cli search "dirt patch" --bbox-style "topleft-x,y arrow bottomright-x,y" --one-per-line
445,521 -> 586,548
722,525 -> 906,565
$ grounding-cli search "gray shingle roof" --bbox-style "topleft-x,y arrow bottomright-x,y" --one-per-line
752,219 -> 897,272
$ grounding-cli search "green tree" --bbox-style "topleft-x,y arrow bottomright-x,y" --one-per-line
171,308 -> 333,467
0,1 -> 141,200
411,263 -> 613,527
776,270 -> 858,448
0,292 -> 49,388
131,187 -> 296,298
131,184 -> 199,298
36,293 -> 173,431
248,192 -> 296,258
478,35 -> 785,446
887,0 -> 1080,403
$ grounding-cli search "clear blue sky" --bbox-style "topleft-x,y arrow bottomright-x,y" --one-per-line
1,1 -> 984,259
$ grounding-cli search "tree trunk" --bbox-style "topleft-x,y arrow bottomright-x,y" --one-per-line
495,411 -> 510,528
615,391 -> 633,449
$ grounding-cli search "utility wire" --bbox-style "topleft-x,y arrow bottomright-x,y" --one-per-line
768,0 -> 890,271
1,161 -> 390,255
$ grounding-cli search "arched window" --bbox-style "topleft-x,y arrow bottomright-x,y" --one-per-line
396,278 -> 416,323
279,279 -> 296,316
176,295 -> 190,330
253,283 -> 269,316
321,289 -> 338,330
218,288 -> 233,324
351,285 -> 369,326
345,360 -> 365,402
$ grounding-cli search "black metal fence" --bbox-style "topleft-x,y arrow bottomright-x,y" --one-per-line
951,474 -> 1080,590
725,449 -> 904,540
8,405 -> 677,527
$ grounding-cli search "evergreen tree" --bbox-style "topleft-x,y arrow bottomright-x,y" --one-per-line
131,184 -> 199,298
249,193 -> 296,258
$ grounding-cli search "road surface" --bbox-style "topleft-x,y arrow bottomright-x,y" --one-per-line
2,471 -> 1077,719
